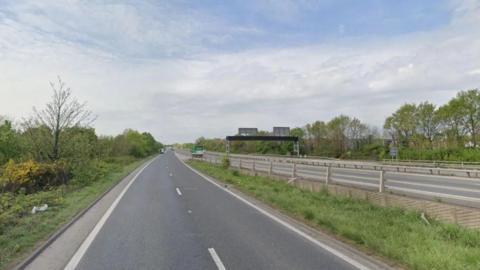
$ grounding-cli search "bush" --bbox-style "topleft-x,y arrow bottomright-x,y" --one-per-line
0,160 -> 67,193
69,159 -> 122,187
398,148 -> 480,162
221,156 -> 230,169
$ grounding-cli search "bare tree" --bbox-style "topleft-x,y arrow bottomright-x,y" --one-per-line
32,76 -> 95,160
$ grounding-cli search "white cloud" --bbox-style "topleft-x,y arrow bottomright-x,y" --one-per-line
468,68 -> 480,75
1,0 -> 480,143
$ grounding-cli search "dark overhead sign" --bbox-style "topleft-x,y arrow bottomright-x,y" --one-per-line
238,128 -> 258,136
273,127 -> 290,136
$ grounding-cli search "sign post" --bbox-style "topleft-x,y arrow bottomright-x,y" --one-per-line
389,147 -> 398,160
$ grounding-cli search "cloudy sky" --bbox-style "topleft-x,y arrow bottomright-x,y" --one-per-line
1,0 -> 479,143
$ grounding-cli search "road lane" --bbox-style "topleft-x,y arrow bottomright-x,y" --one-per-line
208,152 -> 480,207
76,154 -> 214,270
73,151 -> 361,270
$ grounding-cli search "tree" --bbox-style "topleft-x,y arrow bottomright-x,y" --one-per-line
26,77 -> 94,161
28,77 -> 95,160
328,115 -> 351,157
415,102 -> 440,146
384,104 -> 417,147
456,89 -> 480,147
117,129 -> 161,158
304,121 -> 328,155
0,119 -> 23,164
437,98 -> 465,147
20,125 -> 51,161
347,117 -> 368,150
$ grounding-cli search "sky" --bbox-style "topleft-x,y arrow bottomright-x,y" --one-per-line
0,0 -> 479,144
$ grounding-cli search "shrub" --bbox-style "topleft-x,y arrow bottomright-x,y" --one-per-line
221,155 -> 230,169
0,160 -> 67,193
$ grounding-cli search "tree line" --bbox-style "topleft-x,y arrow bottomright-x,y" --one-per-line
0,78 -> 163,193
186,88 -> 480,161
384,89 -> 480,161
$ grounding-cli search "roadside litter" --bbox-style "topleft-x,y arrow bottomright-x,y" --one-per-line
31,204 -> 48,214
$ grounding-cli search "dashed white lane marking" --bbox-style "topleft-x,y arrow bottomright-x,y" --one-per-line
176,187 -> 182,196
179,157 -> 371,270
208,248 -> 226,270
64,156 -> 158,270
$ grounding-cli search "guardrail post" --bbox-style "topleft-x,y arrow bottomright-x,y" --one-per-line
253,160 -> 256,173
379,170 -> 385,193
292,163 -> 297,178
269,160 -> 273,176
239,159 -> 243,169
325,166 -> 331,185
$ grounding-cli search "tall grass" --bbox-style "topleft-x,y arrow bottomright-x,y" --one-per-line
189,160 -> 480,270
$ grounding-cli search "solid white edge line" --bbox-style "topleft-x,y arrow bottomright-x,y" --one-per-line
177,155 -> 370,270
176,187 -> 182,196
64,156 -> 158,270
208,248 -> 226,270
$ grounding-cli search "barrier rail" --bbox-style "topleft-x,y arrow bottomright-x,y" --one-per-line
176,149 -> 480,208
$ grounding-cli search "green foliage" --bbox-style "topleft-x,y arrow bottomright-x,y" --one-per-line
194,115 -> 382,159
384,103 -> 417,147
382,88 -> 480,161
0,190 -> 64,234
398,148 -> 480,162
109,129 -> 162,158
220,155 -> 230,169
0,120 -> 24,164
21,125 -> 53,162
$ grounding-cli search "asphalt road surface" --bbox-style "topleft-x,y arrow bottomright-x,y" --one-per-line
218,156 -> 480,208
68,151 -> 361,270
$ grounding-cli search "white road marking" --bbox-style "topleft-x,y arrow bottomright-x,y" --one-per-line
64,157 -> 158,270
169,173 -> 173,177
208,248 -> 226,270
176,187 -> 182,196
179,157 -> 371,270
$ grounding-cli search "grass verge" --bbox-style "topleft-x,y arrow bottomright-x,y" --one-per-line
188,160 -> 480,270
0,157 -> 150,269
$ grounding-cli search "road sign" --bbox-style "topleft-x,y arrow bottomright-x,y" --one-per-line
389,147 -> 398,158
273,127 -> 290,136
238,128 -> 258,136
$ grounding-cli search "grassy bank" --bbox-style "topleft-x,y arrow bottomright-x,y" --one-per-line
0,157 -> 150,269
188,160 -> 480,270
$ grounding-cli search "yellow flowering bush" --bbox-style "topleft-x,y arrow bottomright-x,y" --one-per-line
0,160 -> 67,193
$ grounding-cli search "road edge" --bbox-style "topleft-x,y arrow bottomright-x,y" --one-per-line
13,156 -> 157,270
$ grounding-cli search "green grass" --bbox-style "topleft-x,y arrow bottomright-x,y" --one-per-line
188,160 -> 480,270
0,157 -> 149,269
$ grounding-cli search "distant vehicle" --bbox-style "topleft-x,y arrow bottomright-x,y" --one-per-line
191,145 -> 205,158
